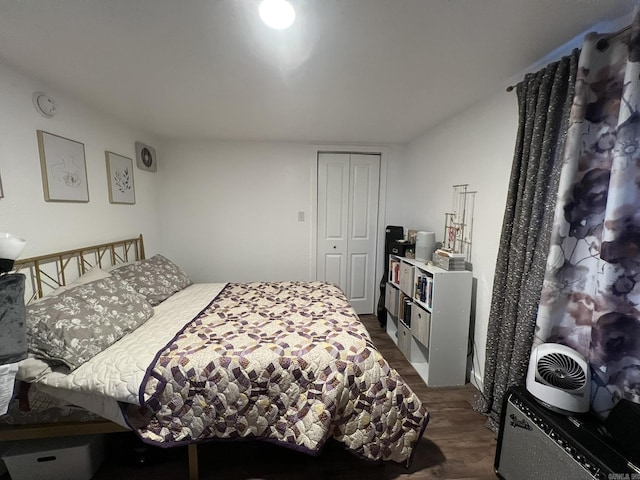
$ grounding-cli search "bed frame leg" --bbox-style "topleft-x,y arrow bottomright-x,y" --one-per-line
188,443 -> 199,480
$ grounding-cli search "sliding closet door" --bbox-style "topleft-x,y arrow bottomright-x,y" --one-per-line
317,153 -> 350,292
317,152 -> 380,314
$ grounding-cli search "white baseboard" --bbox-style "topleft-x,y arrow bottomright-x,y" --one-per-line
469,367 -> 483,392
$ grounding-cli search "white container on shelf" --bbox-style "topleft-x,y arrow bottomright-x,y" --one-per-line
415,231 -> 436,262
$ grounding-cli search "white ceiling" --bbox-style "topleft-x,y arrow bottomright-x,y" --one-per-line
0,0 -> 636,144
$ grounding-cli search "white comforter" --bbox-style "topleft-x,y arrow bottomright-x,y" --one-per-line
17,283 -> 227,427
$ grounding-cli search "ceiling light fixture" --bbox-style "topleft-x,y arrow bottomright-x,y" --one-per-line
259,0 -> 295,30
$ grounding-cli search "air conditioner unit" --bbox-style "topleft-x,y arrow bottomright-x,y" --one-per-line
526,343 -> 590,414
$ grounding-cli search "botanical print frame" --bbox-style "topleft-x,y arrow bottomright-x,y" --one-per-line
37,130 -> 89,202
0,171 -> 3,198
135,141 -> 157,172
105,151 -> 135,204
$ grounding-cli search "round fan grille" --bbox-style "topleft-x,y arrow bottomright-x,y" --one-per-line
537,352 -> 586,390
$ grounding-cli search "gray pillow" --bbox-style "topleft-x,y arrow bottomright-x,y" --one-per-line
110,254 -> 192,306
26,276 -> 154,370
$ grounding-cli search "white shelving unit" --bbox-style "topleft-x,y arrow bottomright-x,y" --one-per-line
385,255 -> 472,387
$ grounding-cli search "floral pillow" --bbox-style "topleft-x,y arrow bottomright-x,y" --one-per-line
110,254 -> 192,306
26,276 -> 154,370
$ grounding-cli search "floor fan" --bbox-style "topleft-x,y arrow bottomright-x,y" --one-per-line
526,343 -> 590,414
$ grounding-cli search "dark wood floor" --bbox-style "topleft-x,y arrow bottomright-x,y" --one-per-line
83,315 -> 498,479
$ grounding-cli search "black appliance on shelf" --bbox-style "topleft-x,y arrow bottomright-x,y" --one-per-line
495,386 -> 639,480
390,240 -> 415,257
377,225 -> 403,327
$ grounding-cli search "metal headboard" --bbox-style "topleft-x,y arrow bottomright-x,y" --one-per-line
12,234 -> 145,302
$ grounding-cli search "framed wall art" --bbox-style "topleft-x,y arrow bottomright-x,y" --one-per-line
0,171 -> 3,199
105,151 -> 135,205
135,141 -> 157,172
37,130 -> 89,202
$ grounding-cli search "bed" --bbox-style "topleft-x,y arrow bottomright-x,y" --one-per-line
0,235 -> 429,479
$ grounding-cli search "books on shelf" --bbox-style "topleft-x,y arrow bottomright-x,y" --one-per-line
432,248 -> 466,271
389,258 -> 401,284
434,248 -> 465,258
402,296 -> 412,327
415,273 -> 433,309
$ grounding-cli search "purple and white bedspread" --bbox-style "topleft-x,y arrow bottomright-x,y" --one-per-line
124,281 -> 428,464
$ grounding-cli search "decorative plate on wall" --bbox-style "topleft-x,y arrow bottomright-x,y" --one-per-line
135,142 -> 157,172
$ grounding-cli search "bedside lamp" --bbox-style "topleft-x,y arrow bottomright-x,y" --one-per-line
0,232 -> 26,274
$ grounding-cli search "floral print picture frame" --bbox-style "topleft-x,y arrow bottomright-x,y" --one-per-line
37,130 -> 89,202
105,151 -> 135,205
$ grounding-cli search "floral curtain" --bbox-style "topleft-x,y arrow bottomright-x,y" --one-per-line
535,12 -> 640,416
474,51 -> 579,431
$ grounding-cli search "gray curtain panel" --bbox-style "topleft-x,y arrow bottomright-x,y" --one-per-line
0,273 -> 27,365
473,50 -> 579,432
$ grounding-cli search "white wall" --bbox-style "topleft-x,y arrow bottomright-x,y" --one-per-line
401,91 -> 519,388
383,144 -> 411,229
158,140 -> 402,289
158,140 -> 314,283
0,62 -> 162,258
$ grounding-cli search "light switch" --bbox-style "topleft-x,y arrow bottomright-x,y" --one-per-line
297,211 -> 305,222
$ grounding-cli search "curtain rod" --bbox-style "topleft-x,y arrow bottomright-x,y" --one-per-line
505,22 -> 633,92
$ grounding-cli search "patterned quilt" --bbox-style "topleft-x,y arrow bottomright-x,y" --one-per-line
123,281 -> 428,464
